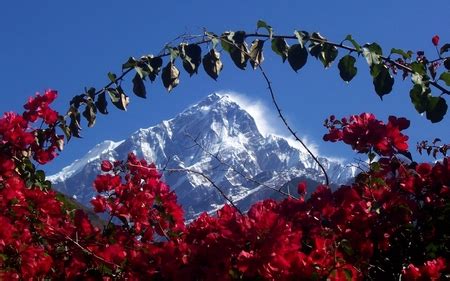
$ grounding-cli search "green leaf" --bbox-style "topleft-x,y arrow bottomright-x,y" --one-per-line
343,34 -> 360,52
249,39 -> 265,69
107,72 -> 117,83
439,72 -> 450,86
122,57 -> 137,70
440,43 -> 450,55
287,44 -> 308,72
205,31 -> 219,49
68,108 -> 82,138
132,73 -> 146,98
319,44 -> 338,68
256,20 -> 273,38
338,55 -> 357,82
148,56 -> 163,82
230,43 -> 249,70
426,96 -> 448,123
161,62 -> 180,92
410,84 -> 428,114
180,43 -> 202,76
95,92 -> 108,114
390,48 -> 412,59
271,38 -> 289,62
362,43 -> 382,66
373,64 -> 394,99
294,30 -> 309,48
202,49 -> 223,80
82,103 -> 97,127
220,32 -> 234,53
444,58 -> 450,70
410,62 -> 426,75
107,87 -> 129,111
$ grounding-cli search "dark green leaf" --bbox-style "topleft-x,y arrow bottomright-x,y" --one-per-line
180,43 -> 202,76
287,44 -> 308,72
107,87 -> 129,111
132,73 -> 146,98
230,43 -> 249,70
310,32 -> 326,43
271,38 -> 289,62
444,58 -> 450,70
161,62 -> 180,92
319,44 -> 338,68
439,72 -> 450,86
232,31 -> 246,45
362,43 -> 382,66
59,122 -> 72,141
220,32 -> 234,53
390,48 -> 412,59
148,57 -> 163,82
82,103 -> 97,127
202,49 -> 223,80
107,72 -> 117,83
68,108 -> 82,138
249,39 -> 265,69
256,20 -> 273,38
343,35 -> 360,52
338,55 -> 357,82
410,84 -> 428,114
410,62 -> 426,75
440,43 -> 450,55
426,96 -> 447,123
373,64 -> 394,99
122,57 -> 137,70
95,92 -> 108,114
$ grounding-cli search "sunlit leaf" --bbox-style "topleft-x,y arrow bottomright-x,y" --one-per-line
249,39 -> 264,69
202,49 -> 223,80
161,62 -> 180,92
362,43 -> 382,66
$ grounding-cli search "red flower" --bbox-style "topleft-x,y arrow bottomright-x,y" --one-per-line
297,181 -> 307,195
432,35 -> 440,46
101,160 -> 113,172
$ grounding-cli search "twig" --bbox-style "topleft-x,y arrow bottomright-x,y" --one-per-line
127,163 -> 243,215
184,132 -> 297,199
257,64 -> 330,186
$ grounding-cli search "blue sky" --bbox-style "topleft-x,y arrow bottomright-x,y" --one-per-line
1,1 -> 449,175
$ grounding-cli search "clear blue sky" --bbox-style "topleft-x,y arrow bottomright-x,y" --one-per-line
1,1 -> 449,175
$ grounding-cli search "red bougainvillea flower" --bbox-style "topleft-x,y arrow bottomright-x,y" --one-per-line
432,35 -> 440,46
101,160 -> 113,172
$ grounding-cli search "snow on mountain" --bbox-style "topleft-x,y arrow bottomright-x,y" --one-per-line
49,93 -> 356,219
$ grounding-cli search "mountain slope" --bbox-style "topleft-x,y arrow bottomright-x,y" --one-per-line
49,93 -> 355,219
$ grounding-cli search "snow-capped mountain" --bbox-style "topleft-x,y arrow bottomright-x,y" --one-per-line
49,93 -> 356,219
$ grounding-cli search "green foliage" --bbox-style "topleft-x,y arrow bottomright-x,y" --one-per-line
59,20 -> 449,139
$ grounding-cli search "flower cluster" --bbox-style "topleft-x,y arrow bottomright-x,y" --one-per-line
323,113 -> 410,156
1,93 -> 448,280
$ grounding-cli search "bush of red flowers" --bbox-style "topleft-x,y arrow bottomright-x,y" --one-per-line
0,91 -> 448,280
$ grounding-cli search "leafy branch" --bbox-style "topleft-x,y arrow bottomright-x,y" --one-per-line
57,20 -> 449,151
